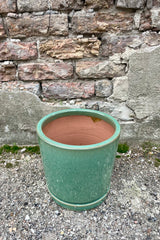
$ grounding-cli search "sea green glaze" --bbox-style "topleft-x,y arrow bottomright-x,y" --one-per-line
37,109 -> 120,211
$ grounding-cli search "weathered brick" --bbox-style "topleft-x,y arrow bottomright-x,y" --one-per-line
0,41 -> 37,61
101,34 -> 142,57
147,0 -> 153,8
0,0 -> 16,13
139,10 -> 152,31
0,81 -> 40,96
71,10 -> 134,34
6,13 -> 68,38
18,63 -> 73,81
49,13 -> 68,35
151,0 -> 160,7
76,60 -> 125,79
0,18 -> 6,37
85,0 -> 113,9
151,8 -> 160,30
42,81 -> 95,100
40,38 -> 100,59
116,0 -> 146,9
17,0 -> 48,12
95,80 -> 112,97
48,0 -> 83,10
99,32 -> 160,57
6,13 -> 49,38
142,31 -> 160,46
0,62 -> 16,81
110,76 -> 128,101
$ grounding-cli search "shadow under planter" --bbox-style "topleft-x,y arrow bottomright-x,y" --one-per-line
37,109 -> 120,211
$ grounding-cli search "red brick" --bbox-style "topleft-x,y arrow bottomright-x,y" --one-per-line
18,63 -> 73,81
42,81 -> 95,100
6,13 -> 49,38
0,0 -> 16,13
0,41 -> 37,61
6,13 -> 68,38
71,10 -> 134,34
0,62 -> 16,81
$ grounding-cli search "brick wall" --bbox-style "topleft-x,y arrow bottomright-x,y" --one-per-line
0,0 -> 160,144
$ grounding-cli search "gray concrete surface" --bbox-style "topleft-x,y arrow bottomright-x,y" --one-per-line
0,145 -> 159,239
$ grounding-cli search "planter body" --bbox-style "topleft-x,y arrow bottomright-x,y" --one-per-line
37,109 -> 120,211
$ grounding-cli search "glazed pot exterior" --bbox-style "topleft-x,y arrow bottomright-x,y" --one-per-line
37,109 -> 120,211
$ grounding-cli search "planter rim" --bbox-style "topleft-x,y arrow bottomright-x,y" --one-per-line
37,108 -> 120,150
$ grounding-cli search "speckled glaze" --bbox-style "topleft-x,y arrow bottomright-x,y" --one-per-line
37,109 -> 120,211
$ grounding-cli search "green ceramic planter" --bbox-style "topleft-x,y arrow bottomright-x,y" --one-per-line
37,109 -> 120,211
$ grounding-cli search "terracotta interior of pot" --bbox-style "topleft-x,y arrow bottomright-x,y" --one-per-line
42,115 -> 115,146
